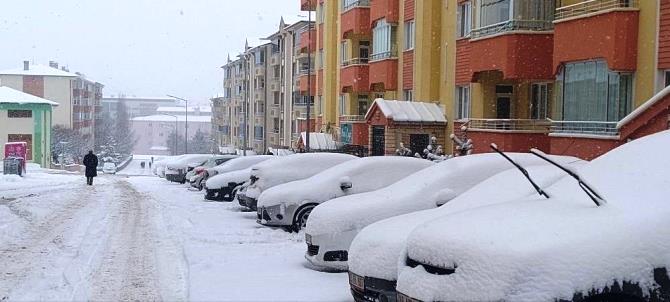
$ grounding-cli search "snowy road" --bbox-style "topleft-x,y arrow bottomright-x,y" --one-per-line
0,162 -> 350,301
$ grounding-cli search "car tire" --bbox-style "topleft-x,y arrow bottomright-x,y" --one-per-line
205,190 -> 217,201
293,205 -> 316,232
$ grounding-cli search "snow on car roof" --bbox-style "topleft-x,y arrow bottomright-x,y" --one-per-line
211,155 -> 274,174
398,130 -> 670,302
258,157 -> 433,208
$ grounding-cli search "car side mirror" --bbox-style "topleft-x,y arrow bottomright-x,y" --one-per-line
433,188 -> 458,207
339,176 -> 353,191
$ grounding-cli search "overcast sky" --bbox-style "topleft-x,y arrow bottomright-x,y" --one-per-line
0,0 -> 303,105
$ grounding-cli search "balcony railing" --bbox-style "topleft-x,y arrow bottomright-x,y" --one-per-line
470,20 -> 554,39
550,120 -> 619,136
343,0 -> 370,12
370,49 -> 398,62
339,115 -> 366,122
341,57 -> 369,67
466,119 -> 551,132
555,0 -> 638,21
298,68 -> 315,76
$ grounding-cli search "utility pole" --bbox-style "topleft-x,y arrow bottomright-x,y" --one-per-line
167,95 -> 190,154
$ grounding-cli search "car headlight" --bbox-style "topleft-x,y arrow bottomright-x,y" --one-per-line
348,272 -> 364,292
265,204 -> 285,220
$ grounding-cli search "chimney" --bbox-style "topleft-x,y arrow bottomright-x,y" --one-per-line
23,60 -> 29,71
49,61 -> 58,69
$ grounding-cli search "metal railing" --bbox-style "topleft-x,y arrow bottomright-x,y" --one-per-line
342,0 -> 370,12
370,49 -> 398,62
341,57 -> 370,67
555,0 -> 638,20
466,119 -> 551,132
298,68 -> 315,76
339,115 -> 366,122
550,120 -> 619,136
470,20 -> 554,39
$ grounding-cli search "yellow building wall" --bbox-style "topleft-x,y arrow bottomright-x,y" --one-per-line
414,0 -> 442,102
440,0 -> 455,151
322,0 -> 339,129
634,0 -> 658,108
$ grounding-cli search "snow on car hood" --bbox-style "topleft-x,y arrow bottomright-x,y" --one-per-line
207,155 -> 275,176
397,130 -> 670,302
347,163 -> 583,280
258,157 -> 433,208
205,168 -> 253,190
245,153 -> 357,199
307,153 -> 581,236
165,154 -> 212,169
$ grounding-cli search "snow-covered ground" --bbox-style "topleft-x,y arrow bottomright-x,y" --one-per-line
0,160 -> 351,301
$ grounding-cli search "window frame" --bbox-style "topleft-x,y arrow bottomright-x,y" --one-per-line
455,85 -> 471,120
404,20 -> 415,50
8,110 -> 33,118
457,1 -> 472,38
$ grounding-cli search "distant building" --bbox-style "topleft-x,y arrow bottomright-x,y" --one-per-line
101,96 -> 176,119
130,115 -> 212,155
156,105 -> 212,116
0,86 -> 59,167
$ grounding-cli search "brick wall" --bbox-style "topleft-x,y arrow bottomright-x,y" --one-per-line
659,0 -> 670,69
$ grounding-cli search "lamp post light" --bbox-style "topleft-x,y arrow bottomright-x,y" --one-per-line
161,113 -> 179,155
167,94 -> 189,154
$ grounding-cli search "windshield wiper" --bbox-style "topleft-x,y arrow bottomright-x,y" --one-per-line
529,149 -> 605,207
490,144 -> 549,199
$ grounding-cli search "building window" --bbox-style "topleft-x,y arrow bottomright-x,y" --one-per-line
403,89 -> 413,102
371,19 -> 396,61
404,20 -> 415,50
317,49 -> 324,69
339,94 -> 346,115
457,1 -> 472,38
357,95 -> 370,115
665,70 -> 670,87
340,41 -> 348,64
474,0 -> 553,38
531,83 -> 550,119
254,126 -> 264,140
8,110 -> 32,118
456,85 -> 471,120
318,96 -> 323,115
556,60 -> 633,122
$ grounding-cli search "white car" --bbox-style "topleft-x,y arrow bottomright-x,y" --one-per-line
153,156 -> 178,177
347,159 -> 586,301
237,153 -> 357,211
257,157 -> 433,232
306,153 -> 582,271
102,162 -> 117,174
186,155 -> 239,189
203,155 -> 276,201
395,131 -> 670,302
164,154 -> 213,184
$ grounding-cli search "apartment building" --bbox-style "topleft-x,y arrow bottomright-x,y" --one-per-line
101,96 -> 177,119
0,61 -> 103,151
219,56 -> 247,150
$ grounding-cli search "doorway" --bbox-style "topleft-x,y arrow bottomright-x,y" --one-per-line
371,126 -> 385,156
495,85 -> 513,119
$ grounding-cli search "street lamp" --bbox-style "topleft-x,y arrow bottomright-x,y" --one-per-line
298,7 -> 313,152
160,113 -> 179,155
167,94 -> 189,153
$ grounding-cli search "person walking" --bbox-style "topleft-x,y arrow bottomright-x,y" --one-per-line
83,150 -> 99,185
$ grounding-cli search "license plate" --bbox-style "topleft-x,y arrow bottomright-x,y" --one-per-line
305,234 -> 312,245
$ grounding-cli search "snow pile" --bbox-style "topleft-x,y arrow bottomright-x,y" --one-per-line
397,130 -> 670,301
308,153 -> 580,236
348,163 -> 583,281
245,153 -> 356,199
259,157 -> 432,208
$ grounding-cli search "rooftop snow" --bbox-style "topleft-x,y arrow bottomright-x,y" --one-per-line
0,64 -> 78,77
366,99 -> 447,123
131,115 -> 211,122
156,106 -> 212,113
0,86 -> 59,106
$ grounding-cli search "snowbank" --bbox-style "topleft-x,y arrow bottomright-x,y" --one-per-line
397,130 -> 670,301
258,157 -> 432,208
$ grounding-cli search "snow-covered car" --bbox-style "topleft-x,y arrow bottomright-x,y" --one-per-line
346,158 -> 586,301
237,153 -> 357,211
102,162 -> 117,174
164,154 -> 214,183
186,155 -> 239,189
153,155 -> 179,178
305,153 -> 582,272
203,155 -> 276,201
257,157 -> 433,232
395,131 -> 670,302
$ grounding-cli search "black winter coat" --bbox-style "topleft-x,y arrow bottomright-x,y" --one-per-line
83,153 -> 99,177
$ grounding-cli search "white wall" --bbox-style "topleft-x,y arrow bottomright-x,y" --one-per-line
44,77 -> 73,128
0,109 -> 36,160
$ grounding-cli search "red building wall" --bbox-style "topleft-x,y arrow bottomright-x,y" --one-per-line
659,0 -> 670,69
23,76 -> 44,98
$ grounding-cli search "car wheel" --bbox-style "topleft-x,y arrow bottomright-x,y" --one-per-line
222,188 -> 237,202
205,190 -> 217,201
293,205 -> 315,232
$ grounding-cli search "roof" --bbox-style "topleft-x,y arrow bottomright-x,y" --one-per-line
299,132 -> 337,150
156,106 -> 212,113
365,99 -> 447,123
0,86 -> 59,106
0,64 -> 78,77
131,115 -> 211,122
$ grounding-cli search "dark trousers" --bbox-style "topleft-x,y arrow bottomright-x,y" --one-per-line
87,177 -> 94,185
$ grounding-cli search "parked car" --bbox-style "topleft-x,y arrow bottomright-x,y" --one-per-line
102,162 -> 117,174
164,154 -> 214,183
257,157 -> 434,232
395,131 -> 670,302
186,155 -> 238,189
203,155 -> 276,201
346,159 -> 586,302
305,153 -> 582,271
153,155 -> 179,178
237,153 -> 357,211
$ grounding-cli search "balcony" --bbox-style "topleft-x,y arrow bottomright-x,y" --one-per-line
341,1 -> 371,39
550,120 -> 618,136
270,53 -> 280,66
253,91 -> 264,101
340,58 -> 370,93
299,29 -> 317,54
471,20 -> 554,40
269,78 -> 280,91
455,119 -> 551,154
339,115 -> 366,123
298,73 -> 316,95
301,0 -> 316,11
369,51 -> 398,91
370,0 -> 398,23
254,65 -> 265,77
553,0 -> 639,72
